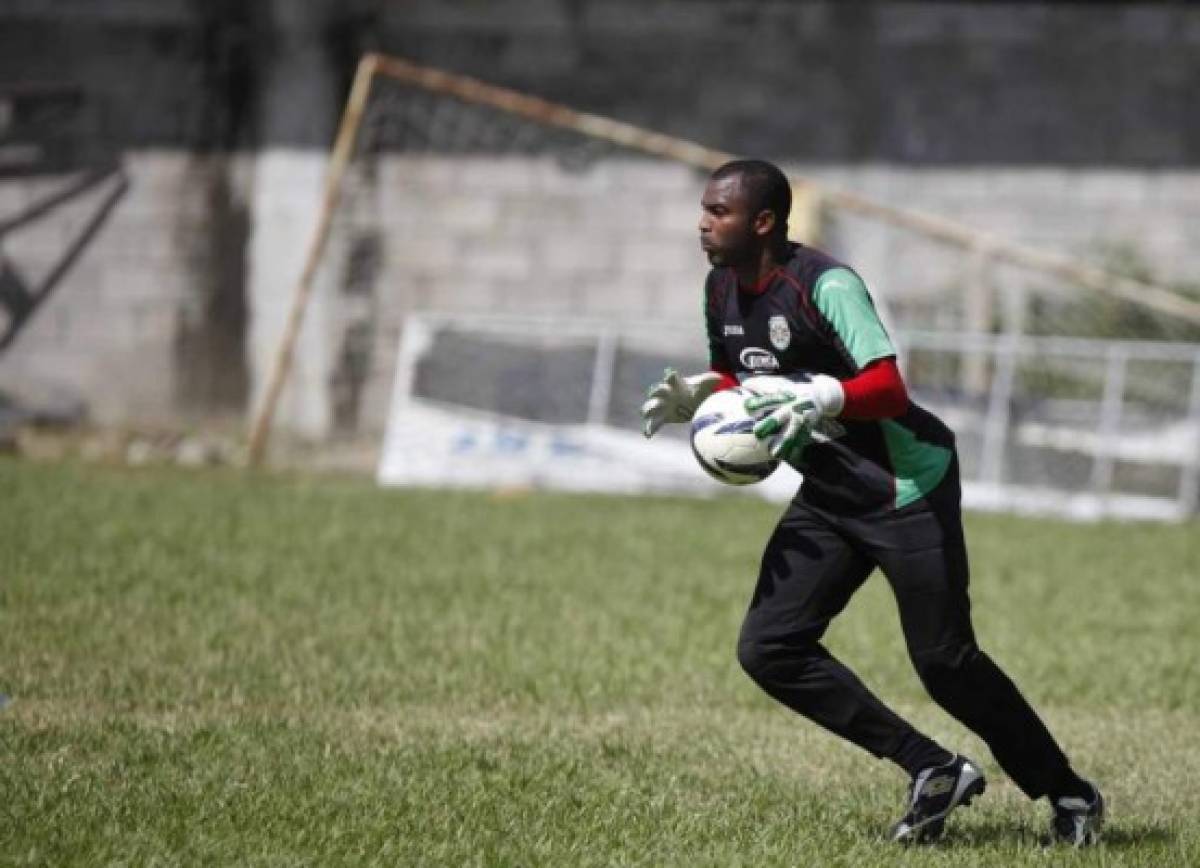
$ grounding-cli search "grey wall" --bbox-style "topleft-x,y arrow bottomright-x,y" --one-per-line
4,1 -> 1197,164
375,0 -> 1200,167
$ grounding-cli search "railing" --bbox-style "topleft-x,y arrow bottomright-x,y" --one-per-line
899,331 -> 1200,519
388,312 -> 1200,520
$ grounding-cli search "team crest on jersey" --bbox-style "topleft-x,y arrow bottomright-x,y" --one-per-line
768,316 -> 791,351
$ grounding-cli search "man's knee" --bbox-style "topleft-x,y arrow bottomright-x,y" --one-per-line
911,640 -> 980,696
736,627 -> 823,683
736,635 -> 771,681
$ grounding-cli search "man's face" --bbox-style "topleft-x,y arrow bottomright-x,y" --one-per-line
698,175 -> 760,267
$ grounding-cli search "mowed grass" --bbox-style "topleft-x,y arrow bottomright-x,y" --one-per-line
2,458 -> 1198,866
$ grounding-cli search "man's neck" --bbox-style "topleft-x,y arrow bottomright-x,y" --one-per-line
734,239 -> 789,292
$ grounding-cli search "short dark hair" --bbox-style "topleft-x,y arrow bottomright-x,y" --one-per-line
711,159 -> 791,237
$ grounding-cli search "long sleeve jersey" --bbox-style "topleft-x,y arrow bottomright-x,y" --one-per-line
704,243 -> 954,512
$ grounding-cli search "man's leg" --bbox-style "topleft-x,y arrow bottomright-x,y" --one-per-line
857,462 -> 1090,802
736,499 -> 951,775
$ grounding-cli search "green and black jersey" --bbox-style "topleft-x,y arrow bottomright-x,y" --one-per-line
704,243 -> 954,512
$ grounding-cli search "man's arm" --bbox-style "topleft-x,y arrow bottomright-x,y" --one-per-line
812,267 -> 908,418
812,267 -> 894,367
840,357 -> 908,419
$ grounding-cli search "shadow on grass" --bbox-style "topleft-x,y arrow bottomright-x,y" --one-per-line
936,820 -> 1175,850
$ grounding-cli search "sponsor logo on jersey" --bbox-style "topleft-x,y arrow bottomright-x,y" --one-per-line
768,315 -> 791,351
724,324 -> 744,336
738,347 -> 780,371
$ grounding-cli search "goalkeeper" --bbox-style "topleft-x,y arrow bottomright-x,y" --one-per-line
641,159 -> 1103,846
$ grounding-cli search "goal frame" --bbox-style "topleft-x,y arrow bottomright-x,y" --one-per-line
246,51 -> 1200,466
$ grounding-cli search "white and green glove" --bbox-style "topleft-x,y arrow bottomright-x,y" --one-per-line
640,369 -> 724,438
745,374 -> 845,459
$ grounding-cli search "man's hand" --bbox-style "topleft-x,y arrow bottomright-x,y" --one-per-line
640,369 -> 724,438
745,374 -> 844,459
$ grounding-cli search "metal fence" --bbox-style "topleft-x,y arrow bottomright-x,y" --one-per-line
900,330 -> 1200,520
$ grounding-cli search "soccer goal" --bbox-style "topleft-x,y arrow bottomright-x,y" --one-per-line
248,52 -> 1200,520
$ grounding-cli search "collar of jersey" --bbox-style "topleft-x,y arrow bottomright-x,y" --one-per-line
736,266 -> 783,296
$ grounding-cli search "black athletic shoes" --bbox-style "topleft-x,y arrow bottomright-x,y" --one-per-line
890,755 -> 987,844
1050,782 -> 1105,847
891,757 -> 1103,847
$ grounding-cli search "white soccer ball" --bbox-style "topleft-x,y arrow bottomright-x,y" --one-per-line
689,386 -> 781,486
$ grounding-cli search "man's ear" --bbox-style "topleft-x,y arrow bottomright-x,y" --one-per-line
753,209 -> 776,238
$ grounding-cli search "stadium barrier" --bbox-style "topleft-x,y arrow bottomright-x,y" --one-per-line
379,313 -> 1200,521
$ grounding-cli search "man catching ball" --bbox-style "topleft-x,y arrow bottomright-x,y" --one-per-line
641,159 -> 1104,846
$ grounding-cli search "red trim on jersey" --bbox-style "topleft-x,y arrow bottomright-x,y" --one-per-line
775,267 -> 826,350
840,357 -> 908,419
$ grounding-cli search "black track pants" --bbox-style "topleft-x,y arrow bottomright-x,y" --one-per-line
736,461 -> 1072,799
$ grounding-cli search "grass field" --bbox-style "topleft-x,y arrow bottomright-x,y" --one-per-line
2,458 -> 1198,866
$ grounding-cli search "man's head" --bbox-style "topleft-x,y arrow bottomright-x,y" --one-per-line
699,159 -> 792,268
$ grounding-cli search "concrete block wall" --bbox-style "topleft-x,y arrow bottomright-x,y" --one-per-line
0,154 -> 249,425
326,155 -> 1200,436
810,165 -> 1200,319
4,148 -> 1199,436
340,156 -> 714,434
366,158 -> 1200,318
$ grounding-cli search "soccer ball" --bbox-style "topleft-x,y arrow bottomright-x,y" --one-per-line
690,387 -> 780,486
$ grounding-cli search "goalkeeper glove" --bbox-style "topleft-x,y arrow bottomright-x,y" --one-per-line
745,374 -> 844,459
640,369 -> 724,438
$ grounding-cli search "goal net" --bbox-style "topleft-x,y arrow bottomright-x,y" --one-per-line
255,53 -> 1200,519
